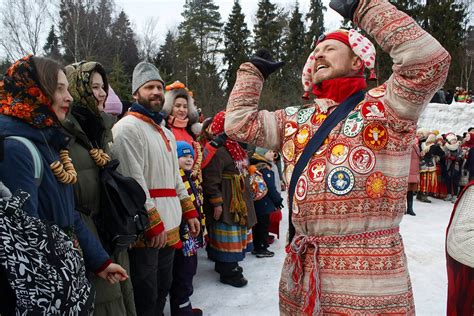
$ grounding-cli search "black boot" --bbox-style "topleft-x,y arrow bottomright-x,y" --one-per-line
406,191 -> 416,216
420,193 -> 431,203
217,262 -> 248,288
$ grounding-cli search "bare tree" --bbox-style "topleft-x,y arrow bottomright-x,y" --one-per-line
0,0 -> 52,61
138,17 -> 159,62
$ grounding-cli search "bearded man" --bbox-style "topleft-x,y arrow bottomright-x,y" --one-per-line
224,0 -> 450,314
110,62 -> 200,316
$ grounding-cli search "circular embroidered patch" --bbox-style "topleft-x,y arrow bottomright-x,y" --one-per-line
363,123 -> 388,151
343,111 -> 364,137
295,175 -> 308,201
295,125 -> 311,148
284,121 -> 298,137
297,107 -> 316,124
308,159 -> 326,182
313,137 -> 330,157
366,171 -> 387,198
348,145 -> 376,174
327,166 -> 355,196
327,141 -> 350,165
285,106 -> 299,116
367,85 -> 386,98
311,111 -> 328,126
282,140 -> 295,162
361,101 -> 386,120
285,164 -> 295,184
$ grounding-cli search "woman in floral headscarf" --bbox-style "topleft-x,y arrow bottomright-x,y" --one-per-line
62,61 -> 136,315
201,111 -> 256,288
0,56 -> 128,314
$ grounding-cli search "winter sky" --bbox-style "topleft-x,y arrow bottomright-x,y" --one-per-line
116,0 -> 343,43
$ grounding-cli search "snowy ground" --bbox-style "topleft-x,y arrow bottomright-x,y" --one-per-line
168,193 -> 453,316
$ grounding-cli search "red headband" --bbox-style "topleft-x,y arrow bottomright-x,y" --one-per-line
315,30 -> 350,48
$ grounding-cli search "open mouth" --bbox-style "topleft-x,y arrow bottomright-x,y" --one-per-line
316,64 -> 328,72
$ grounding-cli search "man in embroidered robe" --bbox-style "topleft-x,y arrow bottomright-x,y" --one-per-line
110,61 -> 200,316
224,0 -> 450,314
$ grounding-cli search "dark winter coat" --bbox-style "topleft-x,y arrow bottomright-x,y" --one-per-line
0,115 -> 109,272
466,147 -> 474,177
202,147 -> 257,228
444,145 -> 463,178
252,162 -> 283,216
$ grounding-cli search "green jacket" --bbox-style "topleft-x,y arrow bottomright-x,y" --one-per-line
63,112 -> 136,316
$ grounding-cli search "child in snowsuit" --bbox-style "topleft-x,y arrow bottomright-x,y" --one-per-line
170,141 -> 206,316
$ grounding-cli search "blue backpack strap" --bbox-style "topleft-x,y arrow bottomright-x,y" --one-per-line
287,90 -> 366,242
6,136 -> 43,187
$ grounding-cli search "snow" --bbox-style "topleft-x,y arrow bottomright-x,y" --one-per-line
418,102 -> 474,135
165,194 -> 453,316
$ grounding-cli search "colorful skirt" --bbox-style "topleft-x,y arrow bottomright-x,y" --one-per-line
207,221 -> 253,262
419,170 -> 437,194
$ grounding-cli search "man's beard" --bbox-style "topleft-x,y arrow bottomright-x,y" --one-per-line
137,94 -> 164,112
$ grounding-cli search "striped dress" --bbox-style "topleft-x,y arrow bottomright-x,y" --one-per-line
224,0 -> 451,313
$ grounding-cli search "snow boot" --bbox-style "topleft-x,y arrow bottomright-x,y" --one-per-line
420,193 -> 431,203
444,194 -> 452,201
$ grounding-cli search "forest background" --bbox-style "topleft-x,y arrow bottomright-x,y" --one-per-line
0,0 -> 472,116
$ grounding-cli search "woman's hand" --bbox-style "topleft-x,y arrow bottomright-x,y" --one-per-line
213,205 -> 223,221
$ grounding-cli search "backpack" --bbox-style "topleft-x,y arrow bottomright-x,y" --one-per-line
249,166 -> 268,201
95,159 -> 149,254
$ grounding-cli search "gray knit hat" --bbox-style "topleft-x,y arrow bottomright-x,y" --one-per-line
132,61 -> 165,94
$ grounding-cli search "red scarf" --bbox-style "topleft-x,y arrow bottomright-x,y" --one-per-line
210,111 -> 248,174
312,77 -> 367,104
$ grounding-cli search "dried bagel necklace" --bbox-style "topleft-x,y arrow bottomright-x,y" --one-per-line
41,131 -> 78,184
88,141 -> 111,167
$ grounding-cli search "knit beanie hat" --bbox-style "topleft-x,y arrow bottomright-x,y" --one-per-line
301,29 -> 376,99
176,141 -> 195,159
104,86 -> 123,115
132,61 -> 164,95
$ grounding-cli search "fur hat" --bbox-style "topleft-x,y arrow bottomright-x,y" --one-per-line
163,81 -> 199,126
176,141 -> 195,159
301,29 -> 376,99
132,61 -> 164,95
446,133 -> 457,143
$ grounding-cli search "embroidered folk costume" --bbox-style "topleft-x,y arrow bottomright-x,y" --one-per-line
224,0 -> 450,314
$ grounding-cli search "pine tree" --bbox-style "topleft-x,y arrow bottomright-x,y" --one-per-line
305,0 -> 325,53
223,0 -> 251,94
155,31 -> 180,83
253,0 -> 283,54
43,25 -> 62,60
108,55 -> 130,101
282,2 -> 306,103
110,10 -> 139,76
421,0 -> 468,89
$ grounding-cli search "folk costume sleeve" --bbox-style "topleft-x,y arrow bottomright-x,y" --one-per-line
110,125 -> 164,239
224,63 -> 286,151
447,185 -> 474,268
354,0 -> 451,120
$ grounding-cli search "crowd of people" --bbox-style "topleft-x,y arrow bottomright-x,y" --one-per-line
0,0 -> 473,315
406,127 -> 474,215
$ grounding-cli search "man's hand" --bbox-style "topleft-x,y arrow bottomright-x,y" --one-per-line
250,49 -> 285,79
97,263 -> 129,285
146,230 -> 167,248
213,205 -> 223,221
329,0 -> 360,21
209,132 -> 228,148
187,217 -> 201,237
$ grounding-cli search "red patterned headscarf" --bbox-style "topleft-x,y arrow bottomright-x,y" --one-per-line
0,55 -> 60,128
210,111 -> 248,174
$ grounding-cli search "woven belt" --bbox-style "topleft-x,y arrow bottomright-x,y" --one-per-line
149,188 -> 177,198
285,227 -> 400,315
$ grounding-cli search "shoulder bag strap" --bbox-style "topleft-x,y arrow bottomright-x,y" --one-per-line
4,136 -> 43,187
287,90 -> 366,242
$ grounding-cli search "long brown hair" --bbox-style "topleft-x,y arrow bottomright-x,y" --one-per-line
32,56 -> 63,100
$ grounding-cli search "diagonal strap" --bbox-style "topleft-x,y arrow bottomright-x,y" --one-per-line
288,90 -> 365,242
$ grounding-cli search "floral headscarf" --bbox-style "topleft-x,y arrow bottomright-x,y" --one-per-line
65,61 -> 108,117
210,111 -> 248,174
0,55 -> 60,128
